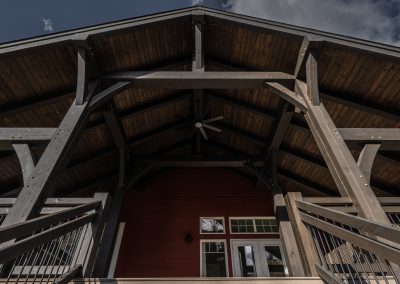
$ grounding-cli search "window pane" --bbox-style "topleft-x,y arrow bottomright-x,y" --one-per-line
256,225 -> 265,232
263,246 -> 285,277
247,225 -> 255,232
230,218 -> 277,234
201,242 -> 227,277
201,218 -> 224,233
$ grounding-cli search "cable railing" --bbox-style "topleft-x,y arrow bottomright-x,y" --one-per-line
0,215 -> 5,226
0,193 -> 109,283
287,193 -> 400,284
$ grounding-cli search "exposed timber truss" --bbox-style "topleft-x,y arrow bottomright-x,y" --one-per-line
0,8 -> 399,279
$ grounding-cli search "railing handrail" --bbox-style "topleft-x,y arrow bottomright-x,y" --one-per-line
296,200 -> 400,244
0,197 -> 96,206
0,213 -> 95,264
299,211 -> 400,266
303,196 -> 400,206
0,201 -> 100,243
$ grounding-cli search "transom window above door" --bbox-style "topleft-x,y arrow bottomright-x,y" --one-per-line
229,217 -> 278,233
200,217 -> 225,234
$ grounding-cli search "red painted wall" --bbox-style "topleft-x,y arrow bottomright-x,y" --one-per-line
115,168 -> 277,277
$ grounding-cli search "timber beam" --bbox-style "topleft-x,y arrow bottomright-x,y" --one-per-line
266,83 -> 307,112
338,128 -> 400,151
0,128 -> 56,142
102,71 -> 294,89
149,157 -> 264,167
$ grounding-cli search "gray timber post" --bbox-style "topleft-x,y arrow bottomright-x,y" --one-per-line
285,192 -> 318,276
74,192 -> 111,277
297,50 -> 390,223
274,191 -> 306,276
298,45 -> 400,278
192,11 -> 205,155
93,104 -> 129,276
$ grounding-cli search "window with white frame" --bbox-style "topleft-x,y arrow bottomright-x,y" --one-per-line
200,240 -> 228,277
200,217 -> 225,234
229,217 -> 278,233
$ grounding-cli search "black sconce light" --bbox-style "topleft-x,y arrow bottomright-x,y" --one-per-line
185,233 -> 193,244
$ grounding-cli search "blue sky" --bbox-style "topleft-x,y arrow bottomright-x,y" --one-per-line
1,0 -> 399,46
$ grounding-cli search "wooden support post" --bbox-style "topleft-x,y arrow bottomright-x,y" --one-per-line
74,193 -> 110,277
306,49 -> 320,106
92,188 -> 125,277
297,79 -> 390,223
285,192 -> 318,276
192,12 -> 204,156
76,48 -> 89,105
275,192 -> 306,276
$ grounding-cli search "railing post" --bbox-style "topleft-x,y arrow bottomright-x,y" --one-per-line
73,192 -> 111,277
285,192 -> 318,276
274,192 -> 306,276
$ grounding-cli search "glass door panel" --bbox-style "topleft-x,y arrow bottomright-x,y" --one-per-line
231,241 -> 263,277
260,245 -> 286,277
231,240 -> 288,277
237,245 -> 257,277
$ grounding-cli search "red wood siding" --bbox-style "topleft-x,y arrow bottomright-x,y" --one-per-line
115,168 -> 277,277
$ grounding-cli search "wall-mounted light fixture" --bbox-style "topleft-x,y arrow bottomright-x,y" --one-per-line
185,233 -> 193,244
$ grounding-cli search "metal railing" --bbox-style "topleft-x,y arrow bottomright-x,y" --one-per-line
287,193 -> 400,284
0,193 -> 109,283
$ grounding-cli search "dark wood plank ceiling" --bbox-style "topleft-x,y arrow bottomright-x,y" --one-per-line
0,7 -> 398,198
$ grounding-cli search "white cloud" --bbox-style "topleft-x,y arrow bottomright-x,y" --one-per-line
191,0 -> 205,6
223,0 -> 400,46
41,18 -> 54,33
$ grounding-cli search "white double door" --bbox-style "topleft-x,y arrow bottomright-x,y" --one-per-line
231,239 -> 288,277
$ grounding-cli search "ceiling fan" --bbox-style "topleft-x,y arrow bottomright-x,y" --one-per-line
188,115 -> 224,140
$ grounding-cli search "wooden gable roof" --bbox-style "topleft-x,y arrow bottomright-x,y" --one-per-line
0,6 -> 399,197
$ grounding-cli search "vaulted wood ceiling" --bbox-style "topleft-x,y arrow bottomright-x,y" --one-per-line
0,6 -> 399,197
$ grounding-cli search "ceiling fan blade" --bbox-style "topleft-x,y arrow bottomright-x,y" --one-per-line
203,123 -> 222,133
199,127 -> 208,140
203,116 -> 224,123
188,128 -> 197,140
